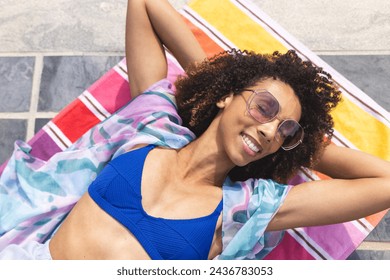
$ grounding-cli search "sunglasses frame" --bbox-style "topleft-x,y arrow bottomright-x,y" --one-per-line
243,89 -> 304,151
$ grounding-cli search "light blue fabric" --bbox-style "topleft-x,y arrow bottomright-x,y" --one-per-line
219,177 -> 290,259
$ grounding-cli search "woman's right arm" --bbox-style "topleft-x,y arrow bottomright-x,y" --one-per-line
125,0 -> 207,98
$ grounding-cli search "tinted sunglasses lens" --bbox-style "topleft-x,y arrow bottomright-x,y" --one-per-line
278,120 -> 304,150
248,92 -> 279,122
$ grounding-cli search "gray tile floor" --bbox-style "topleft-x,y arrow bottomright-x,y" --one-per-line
0,57 -> 34,112
0,0 -> 389,259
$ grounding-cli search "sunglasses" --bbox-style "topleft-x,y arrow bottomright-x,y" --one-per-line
243,89 -> 304,150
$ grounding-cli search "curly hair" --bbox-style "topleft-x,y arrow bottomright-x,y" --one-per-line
175,49 -> 342,183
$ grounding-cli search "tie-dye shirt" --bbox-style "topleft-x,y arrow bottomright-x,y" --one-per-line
0,79 -> 290,260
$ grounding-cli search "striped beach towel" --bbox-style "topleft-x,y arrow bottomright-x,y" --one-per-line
1,0 -> 389,259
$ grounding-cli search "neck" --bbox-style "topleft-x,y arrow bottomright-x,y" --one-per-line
176,121 -> 235,186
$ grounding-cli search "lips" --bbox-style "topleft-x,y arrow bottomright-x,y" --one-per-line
241,133 -> 262,154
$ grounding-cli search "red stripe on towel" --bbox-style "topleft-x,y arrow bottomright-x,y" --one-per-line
52,99 -> 101,143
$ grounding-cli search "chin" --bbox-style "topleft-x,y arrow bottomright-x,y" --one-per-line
234,161 -> 248,167
232,155 -> 256,167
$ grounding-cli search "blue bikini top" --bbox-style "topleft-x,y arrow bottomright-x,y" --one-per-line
88,145 -> 223,260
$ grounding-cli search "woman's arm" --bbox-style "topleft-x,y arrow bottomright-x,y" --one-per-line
313,144 -> 390,180
125,0 -> 207,98
267,145 -> 390,231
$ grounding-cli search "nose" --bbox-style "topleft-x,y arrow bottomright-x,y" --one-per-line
257,119 -> 280,143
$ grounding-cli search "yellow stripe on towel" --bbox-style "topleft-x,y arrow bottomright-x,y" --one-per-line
189,0 -> 287,53
332,99 -> 390,161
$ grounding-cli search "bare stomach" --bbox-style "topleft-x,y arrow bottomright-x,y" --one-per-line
49,193 -> 222,260
50,193 -> 152,259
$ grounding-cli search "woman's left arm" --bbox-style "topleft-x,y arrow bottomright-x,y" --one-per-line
313,144 -> 390,180
267,145 -> 390,231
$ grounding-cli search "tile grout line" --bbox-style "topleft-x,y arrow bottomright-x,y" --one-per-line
357,241 -> 390,251
26,55 -> 44,141
0,112 -> 58,119
0,52 -> 125,57
314,50 -> 390,55
1,50 -> 390,57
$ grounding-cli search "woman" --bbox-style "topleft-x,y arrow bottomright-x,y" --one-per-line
2,0 -> 390,260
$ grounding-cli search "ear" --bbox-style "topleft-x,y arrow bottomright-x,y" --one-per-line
216,93 -> 234,109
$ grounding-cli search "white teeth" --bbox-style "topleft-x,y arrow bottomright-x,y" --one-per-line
242,134 -> 260,153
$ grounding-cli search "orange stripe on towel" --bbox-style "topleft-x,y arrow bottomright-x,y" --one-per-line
181,17 -> 224,57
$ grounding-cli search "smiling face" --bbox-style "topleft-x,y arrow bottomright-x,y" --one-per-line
216,78 -> 302,167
